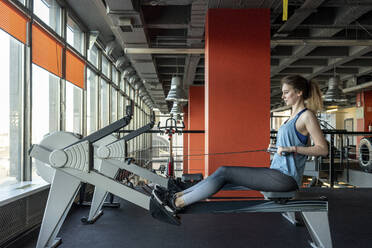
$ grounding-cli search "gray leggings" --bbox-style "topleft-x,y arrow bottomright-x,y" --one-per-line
181,166 -> 298,206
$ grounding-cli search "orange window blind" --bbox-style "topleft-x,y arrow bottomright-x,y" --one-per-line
32,24 -> 62,77
0,0 -> 28,44
66,49 -> 85,89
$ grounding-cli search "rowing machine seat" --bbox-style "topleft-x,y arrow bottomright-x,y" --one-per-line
261,191 -> 296,204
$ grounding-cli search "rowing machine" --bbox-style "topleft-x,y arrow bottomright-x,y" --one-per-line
30,138 -> 332,248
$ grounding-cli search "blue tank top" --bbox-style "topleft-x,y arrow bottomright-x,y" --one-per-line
270,109 -> 308,186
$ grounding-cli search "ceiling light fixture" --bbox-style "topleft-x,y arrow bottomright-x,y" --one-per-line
323,76 -> 348,104
166,76 -> 188,102
326,108 -> 338,113
170,102 -> 183,115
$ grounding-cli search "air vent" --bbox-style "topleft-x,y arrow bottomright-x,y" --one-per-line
0,189 -> 49,246
120,26 -> 133,32
118,18 -> 133,32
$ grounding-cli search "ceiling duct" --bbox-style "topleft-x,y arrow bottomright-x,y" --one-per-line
129,75 -> 145,91
123,67 -> 135,80
115,56 -> 129,71
105,39 -> 118,56
323,76 -> 348,104
138,86 -> 146,95
141,95 -> 149,101
165,76 -> 188,102
102,0 -> 167,113
129,75 -> 139,85
139,87 -> 148,98
88,31 -> 99,49
144,95 -> 152,102
145,100 -> 154,108
134,81 -> 144,91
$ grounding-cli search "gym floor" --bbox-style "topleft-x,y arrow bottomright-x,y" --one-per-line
12,187 -> 372,248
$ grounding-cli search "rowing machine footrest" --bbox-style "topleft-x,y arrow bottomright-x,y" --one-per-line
182,173 -> 203,182
261,191 -> 296,204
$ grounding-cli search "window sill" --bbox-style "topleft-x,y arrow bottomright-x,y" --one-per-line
0,177 -> 50,207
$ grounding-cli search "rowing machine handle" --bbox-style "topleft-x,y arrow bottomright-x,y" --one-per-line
267,147 -> 289,156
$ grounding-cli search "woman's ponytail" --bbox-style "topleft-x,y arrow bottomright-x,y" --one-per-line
306,80 -> 323,113
281,75 -> 324,113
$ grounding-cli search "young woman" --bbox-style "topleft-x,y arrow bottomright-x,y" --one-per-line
151,75 -> 328,225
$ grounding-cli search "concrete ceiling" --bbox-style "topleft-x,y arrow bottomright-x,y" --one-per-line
65,0 -> 372,112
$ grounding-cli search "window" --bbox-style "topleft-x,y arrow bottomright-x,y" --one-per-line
123,97 -> 129,131
0,30 -> 24,187
129,87 -> 134,101
33,0 -> 62,35
88,45 -> 99,68
125,80 -> 130,96
100,78 -> 109,127
111,86 -> 117,122
135,106 -> 139,151
112,67 -> 118,86
118,94 -> 124,120
65,82 -> 83,134
87,69 -> 98,134
102,55 -> 110,78
32,64 -> 59,177
120,78 -> 125,92
66,15 -> 84,54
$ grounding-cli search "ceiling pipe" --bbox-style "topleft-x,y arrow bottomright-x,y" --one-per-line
271,39 -> 372,46
124,40 -> 372,55
343,80 -> 372,93
125,48 -> 204,54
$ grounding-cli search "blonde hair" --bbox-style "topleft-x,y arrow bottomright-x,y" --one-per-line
281,75 -> 323,113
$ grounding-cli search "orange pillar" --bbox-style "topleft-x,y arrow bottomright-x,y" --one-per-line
356,91 -> 372,146
205,9 -> 271,195
362,91 -> 372,130
188,86 -> 205,176
183,105 -> 189,174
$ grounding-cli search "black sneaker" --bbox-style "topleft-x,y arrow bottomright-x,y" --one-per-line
154,184 -> 182,213
169,193 -> 182,213
154,184 -> 167,193
150,189 -> 181,226
167,178 -> 183,193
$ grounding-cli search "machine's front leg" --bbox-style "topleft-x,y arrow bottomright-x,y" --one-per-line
85,159 -> 119,223
36,170 -> 81,248
301,211 -> 333,248
282,212 -> 298,225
